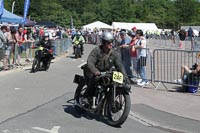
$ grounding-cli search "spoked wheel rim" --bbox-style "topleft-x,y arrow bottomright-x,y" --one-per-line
108,94 -> 126,121
74,84 -> 87,105
74,82 -> 88,114
105,90 -> 131,127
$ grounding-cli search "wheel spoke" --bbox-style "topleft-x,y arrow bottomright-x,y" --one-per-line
109,93 -> 126,121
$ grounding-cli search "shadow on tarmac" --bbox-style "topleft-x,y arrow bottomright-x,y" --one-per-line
62,100 -> 120,128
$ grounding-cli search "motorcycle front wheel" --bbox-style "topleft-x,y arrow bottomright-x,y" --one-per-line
44,59 -> 51,71
75,46 -> 81,58
105,89 -> 131,127
31,58 -> 39,72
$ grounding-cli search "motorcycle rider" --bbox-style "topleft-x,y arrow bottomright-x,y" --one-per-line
84,32 -> 130,103
72,31 -> 85,55
33,32 -> 54,62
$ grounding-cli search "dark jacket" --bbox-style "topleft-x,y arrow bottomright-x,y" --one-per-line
179,30 -> 186,41
36,39 -> 53,50
87,45 -> 127,77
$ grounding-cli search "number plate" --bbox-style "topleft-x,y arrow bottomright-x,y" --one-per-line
112,71 -> 123,84
75,41 -> 79,45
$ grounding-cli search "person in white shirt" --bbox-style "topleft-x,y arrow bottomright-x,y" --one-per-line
132,30 -> 149,86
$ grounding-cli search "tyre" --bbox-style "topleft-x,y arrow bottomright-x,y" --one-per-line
105,89 -> 131,127
31,58 -> 38,72
75,46 -> 81,58
75,48 -> 78,59
44,59 -> 51,71
74,81 -> 87,114
77,47 -> 82,58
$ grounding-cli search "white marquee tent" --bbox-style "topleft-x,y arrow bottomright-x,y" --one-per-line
82,21 -> 113,30
112,22 -> 158,31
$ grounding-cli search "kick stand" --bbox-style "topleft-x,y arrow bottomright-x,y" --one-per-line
66,98 -> 75,104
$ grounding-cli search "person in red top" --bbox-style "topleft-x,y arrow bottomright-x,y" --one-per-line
129,32 -> 138,79
15,26 -> 25,65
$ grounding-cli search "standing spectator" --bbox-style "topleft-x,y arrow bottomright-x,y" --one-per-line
133,30 -> 149,86
119,30 -> 132,79
0,26 -> 8,70
178,29 -> 186,49
51,32 -> 58,56
188,27 -> 194,50
24,28 -> 35,62
56,28 -> 62,39
23,29 -> 29,62
39,27 -> 44,40
15,26 -> 25,66
129,32 -> 138,80
171,29 -> 176,46
8,26 -> 17,65
131,27 -> 137,33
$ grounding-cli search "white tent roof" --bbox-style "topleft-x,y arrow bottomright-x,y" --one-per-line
112,22 -> 158,31
82,21 -> 113,30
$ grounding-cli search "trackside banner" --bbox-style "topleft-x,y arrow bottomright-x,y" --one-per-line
0,0 -> 4,18
23,0 -> 30,23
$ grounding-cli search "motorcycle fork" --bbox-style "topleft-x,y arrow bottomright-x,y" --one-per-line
112,85 -> 122,108
113,85 -> 116,102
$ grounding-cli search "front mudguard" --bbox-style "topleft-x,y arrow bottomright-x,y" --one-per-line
118,79 -> 131,93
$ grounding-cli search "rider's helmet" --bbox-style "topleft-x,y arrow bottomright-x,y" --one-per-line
101,32 -> 114,45
77,31 -> 81,36
76,32 -> 81,38
44,32 -> 49,38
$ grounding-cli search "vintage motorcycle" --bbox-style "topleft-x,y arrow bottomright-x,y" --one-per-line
31,46 -> 53,72
73,65 -> 131,127
74,40 -> 82,59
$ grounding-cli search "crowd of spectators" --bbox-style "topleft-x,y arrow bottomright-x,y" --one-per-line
70,26 -> 200,88
0,25 -> 71,71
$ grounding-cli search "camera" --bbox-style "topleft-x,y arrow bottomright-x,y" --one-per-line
191,63 -> 198,70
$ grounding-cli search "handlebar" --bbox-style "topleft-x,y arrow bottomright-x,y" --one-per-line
32,46 -> 49,51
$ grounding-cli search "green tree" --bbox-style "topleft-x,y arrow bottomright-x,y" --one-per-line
3,0 -> 200,29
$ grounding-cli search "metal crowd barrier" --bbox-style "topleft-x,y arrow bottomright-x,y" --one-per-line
0,38 -> 72,71
147,36 -> 200,51
153,49 -> 200,91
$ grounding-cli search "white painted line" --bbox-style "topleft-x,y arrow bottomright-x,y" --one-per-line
32,126 -> 60,133
78,62 -> 87,68
14,88 -> 22,90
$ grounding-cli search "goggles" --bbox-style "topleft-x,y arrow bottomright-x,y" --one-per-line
105,40 -> 113,44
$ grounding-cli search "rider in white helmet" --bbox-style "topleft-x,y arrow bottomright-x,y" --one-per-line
72,31 -> 85,54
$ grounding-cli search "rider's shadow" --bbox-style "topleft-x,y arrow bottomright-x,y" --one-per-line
62,99 -> 108,125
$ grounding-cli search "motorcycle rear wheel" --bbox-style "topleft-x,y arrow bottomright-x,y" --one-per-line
105,90 -> 131,127
74,81 -> 88,113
